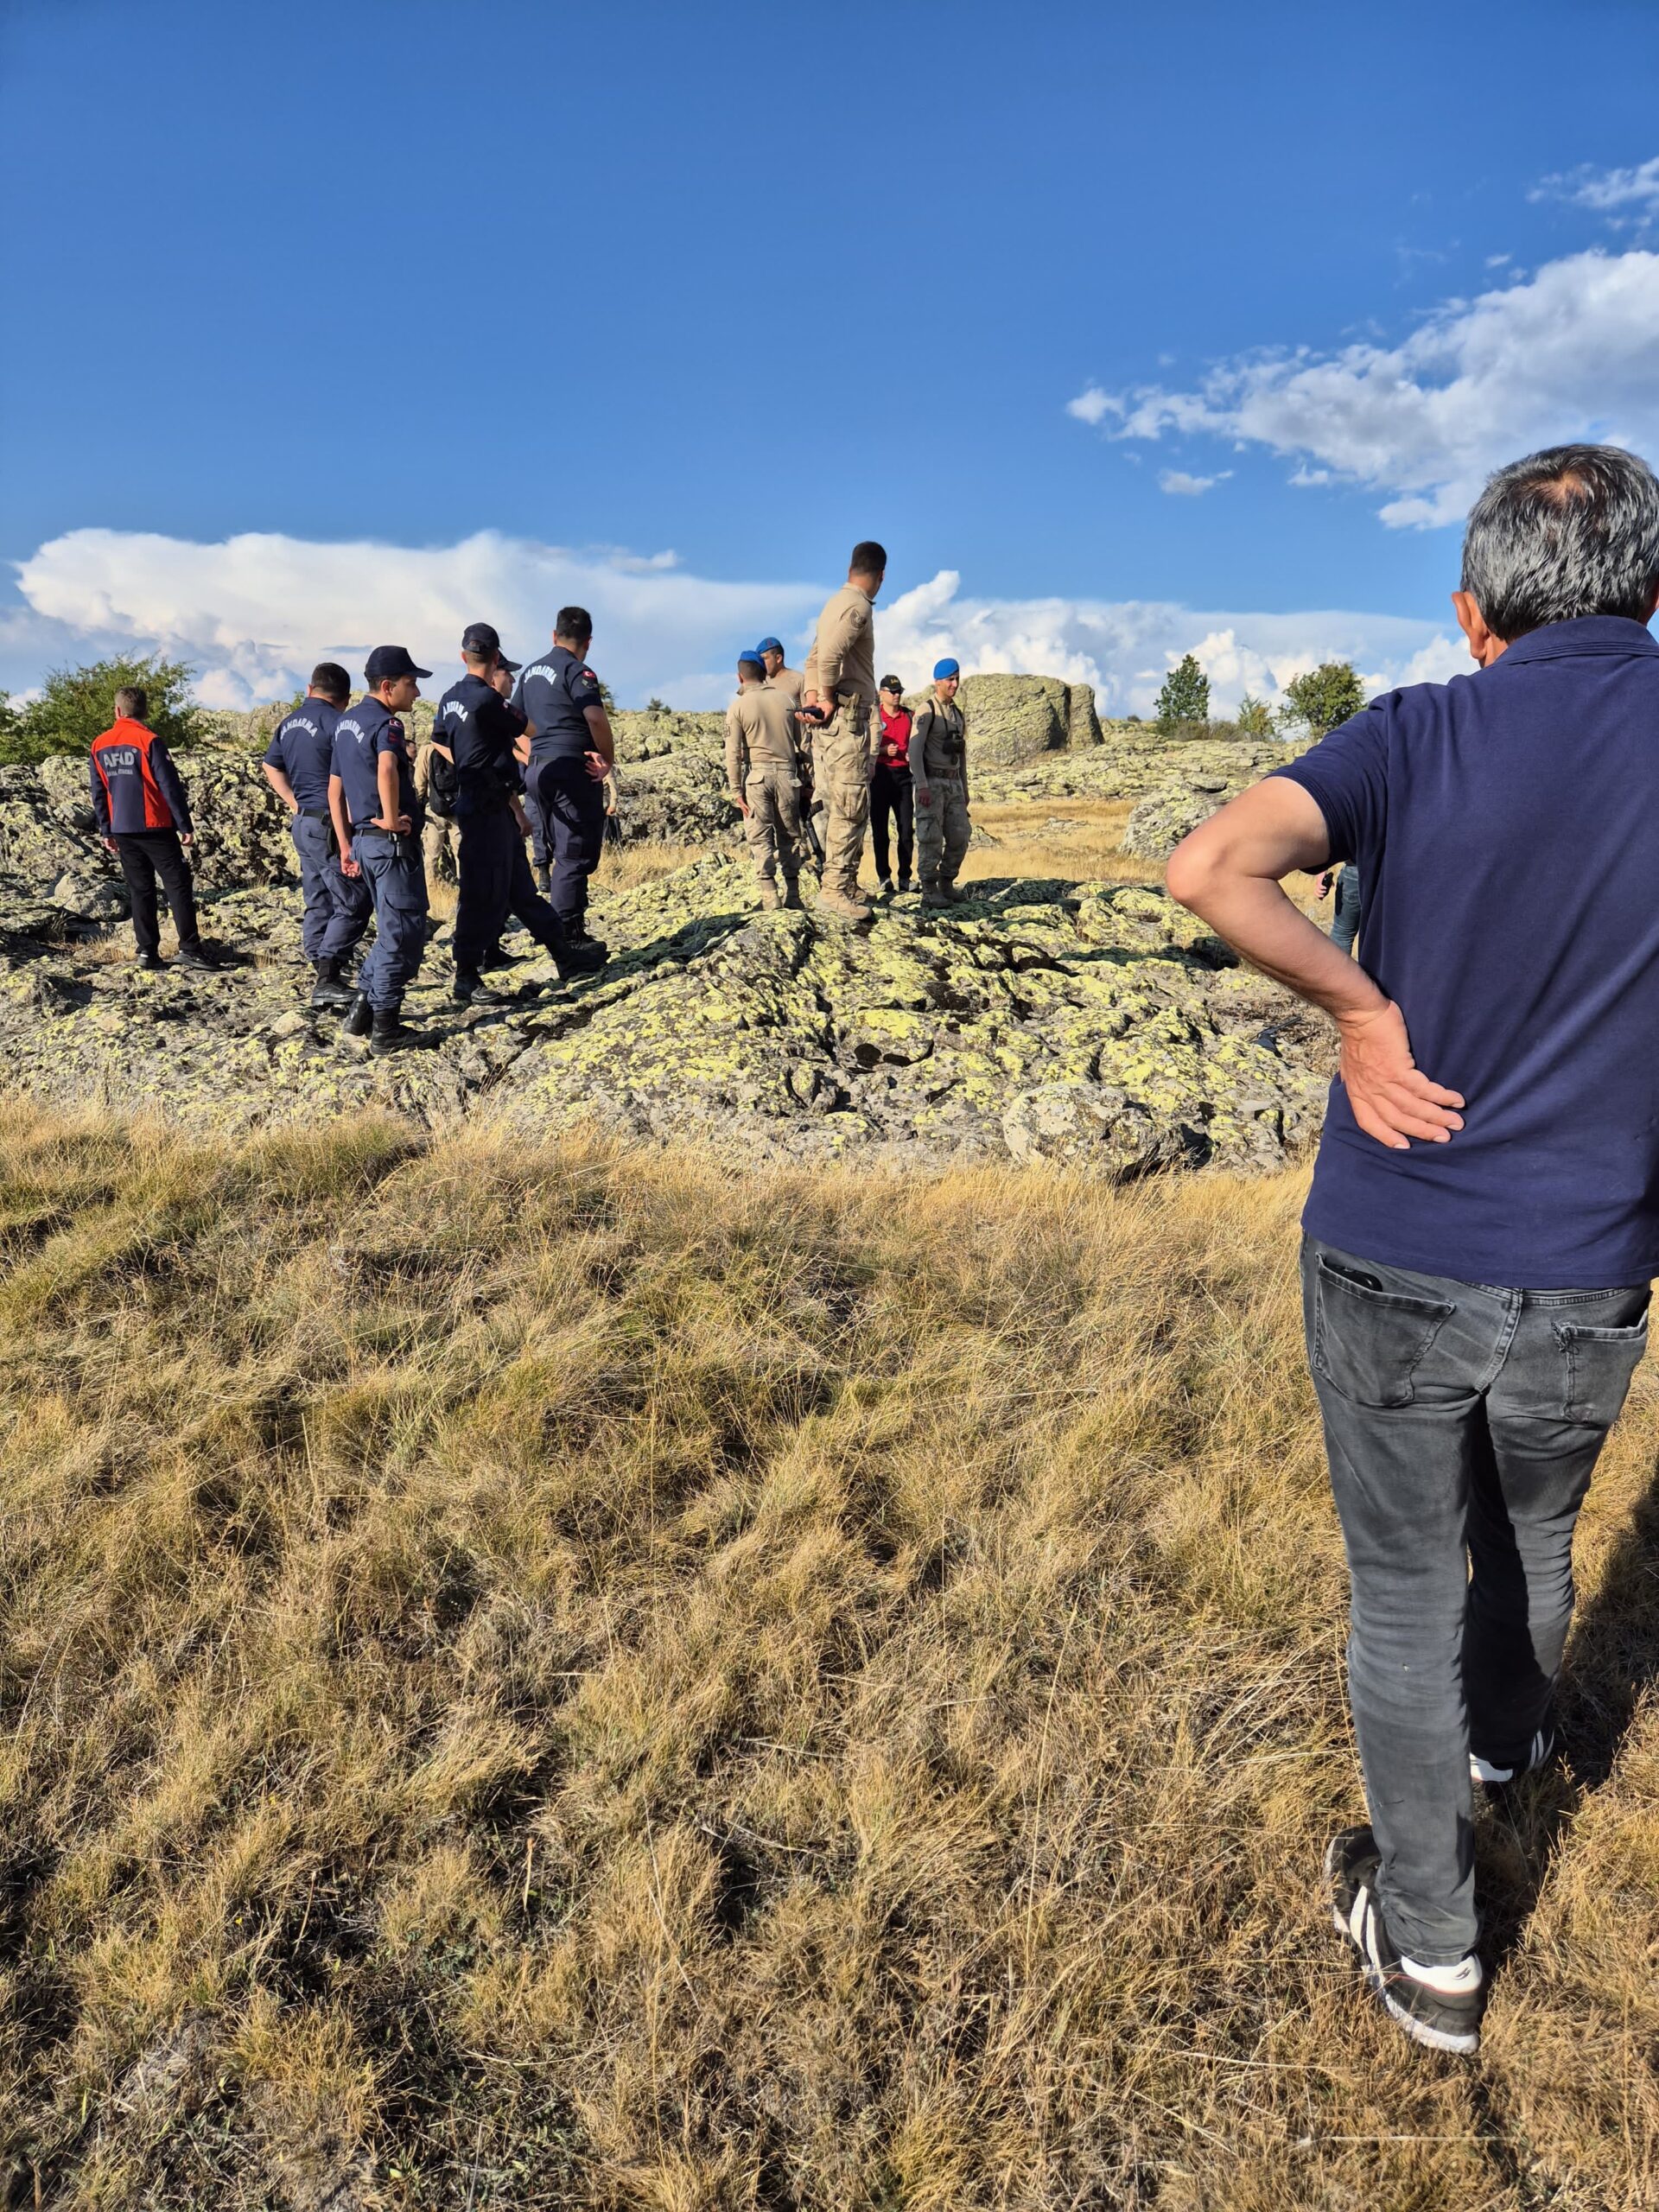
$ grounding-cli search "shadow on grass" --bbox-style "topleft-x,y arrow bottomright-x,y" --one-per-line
1477,1447 -> 1659,1973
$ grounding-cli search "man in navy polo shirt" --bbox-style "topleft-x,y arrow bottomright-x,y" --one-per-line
262,660 -> 372,1006
1167,444 -> 1659,2058
327,645 -> 431,1056
512,606 -> 613,956
435,621 -> 607,1002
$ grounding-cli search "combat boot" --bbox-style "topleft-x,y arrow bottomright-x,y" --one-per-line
452,971 -> 509,1007
757,880 -> 782,912
534,864 -> 552,898
937,874 -> 967,904
919,877 -> 951,911
311,957 -> 353,1008
782,876 -> 804,911
369,1005 -> 423,1057
817,884 -> 874,926
340,988 -> 373,1038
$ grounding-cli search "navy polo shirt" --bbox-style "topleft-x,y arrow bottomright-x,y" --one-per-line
264,698 -> 342,813
434,673 -> 528,815
513,645 -> 602,762
1274,615 -> 1659,1287
330,695 -> 416,833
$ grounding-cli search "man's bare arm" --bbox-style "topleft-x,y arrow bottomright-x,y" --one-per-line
327,772 -> 359,875
1166,779 -> 1464,1152
262,763 -> 298,813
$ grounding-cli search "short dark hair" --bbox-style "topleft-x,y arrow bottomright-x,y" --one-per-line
1462,444 -> 1659,640
850,541 -> 887,578
554,605 -> 593,644
310,661 -> 350,700
114,685 -> 148,720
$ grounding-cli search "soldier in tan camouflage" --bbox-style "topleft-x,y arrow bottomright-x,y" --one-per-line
910,658 -> 971,906
803,540 -> 886,924
725,651 -> 807,909
756,637 -> 804,709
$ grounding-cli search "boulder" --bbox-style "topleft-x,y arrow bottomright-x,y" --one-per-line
906,674 -> 1103,769
614,747 -> 741,847
1121,734 -> 1310,861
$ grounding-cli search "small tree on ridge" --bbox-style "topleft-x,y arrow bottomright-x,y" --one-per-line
1282,661 -> 1365,739
1155,652 -> 1210,728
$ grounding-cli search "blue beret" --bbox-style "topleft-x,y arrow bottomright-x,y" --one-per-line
933,658 -> 961,680
737,652 -> 765,674
755,637 -> 784,656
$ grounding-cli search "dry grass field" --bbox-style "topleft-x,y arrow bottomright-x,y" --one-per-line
3,1100 -> 1659,2210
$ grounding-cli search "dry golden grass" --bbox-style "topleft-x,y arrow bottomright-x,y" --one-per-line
2,1109 -> 1658,2209
958,798 -> 1164,889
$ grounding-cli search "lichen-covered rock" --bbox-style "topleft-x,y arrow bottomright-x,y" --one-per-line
905,674 -> 1103,769
614,747 -> 741,846
0,852 -> 1332,1177
609,709 -> 725,764
1121,734 -> 1311,861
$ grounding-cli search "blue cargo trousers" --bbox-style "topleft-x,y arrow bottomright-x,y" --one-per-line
290,811 -> 371,963
352,830 -> 429,1010
1302,1234 -> 1649,1962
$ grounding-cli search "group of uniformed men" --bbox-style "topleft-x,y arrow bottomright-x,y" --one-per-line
724,539 -> 973,924
89,543 -> 973,1055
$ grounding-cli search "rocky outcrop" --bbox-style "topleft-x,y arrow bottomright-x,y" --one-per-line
0,854 -> 1332,1175
905,674 -> 1103,767
614,747 -> 741,847
1121,734 -> 1311,861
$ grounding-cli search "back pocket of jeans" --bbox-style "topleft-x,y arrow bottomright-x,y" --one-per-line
1554,1311 -> 1649,1425
1313,1255 -> 1455,1408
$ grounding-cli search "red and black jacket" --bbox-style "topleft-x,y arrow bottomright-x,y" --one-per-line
89,718 -> 194,836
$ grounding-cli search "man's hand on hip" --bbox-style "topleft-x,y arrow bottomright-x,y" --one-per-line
1337,1001 -> 1465,1151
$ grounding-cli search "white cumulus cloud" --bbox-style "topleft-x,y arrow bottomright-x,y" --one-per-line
5,531 -> 1467,721
1065,385 -> 1114,426
1071,247 -> 1659,527
11,528 -> 824,710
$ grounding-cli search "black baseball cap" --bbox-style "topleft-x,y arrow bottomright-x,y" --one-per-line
461,621 -> 502,658
365,645 -> 432,684
880,672 -> 905,693
496,652 -> 522,674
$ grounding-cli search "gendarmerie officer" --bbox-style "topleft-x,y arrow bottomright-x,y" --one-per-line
262,661 -> 372,1006
327,645 -> 431,1055
757,636 -> 804,709
437,622 -> 607,1001
512,606 -> 613,956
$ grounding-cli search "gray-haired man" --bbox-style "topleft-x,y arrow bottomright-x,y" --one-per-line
1167,445 -> 1659,2056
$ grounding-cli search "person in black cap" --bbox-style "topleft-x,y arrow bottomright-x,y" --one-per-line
435,624 -> 606,1002
327,645 -> 431,1054
262,661 -> 372,1005
512,607 -> 613,956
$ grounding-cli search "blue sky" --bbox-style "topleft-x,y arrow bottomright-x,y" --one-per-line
5,0 -> 1659,709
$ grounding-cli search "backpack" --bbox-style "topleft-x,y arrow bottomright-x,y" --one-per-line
428,745 -> 460,817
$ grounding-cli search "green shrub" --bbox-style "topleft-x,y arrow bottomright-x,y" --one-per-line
0,655 -> 206,768
1235,694 -> 1275,738
1281,661 -> 1365,739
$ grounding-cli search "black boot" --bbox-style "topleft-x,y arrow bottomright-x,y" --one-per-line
453,970 -> 508,1006
311,957 -> 353,1008
534,864 -> 552,897
340,988 -> 373,1038
370,1004 -> 421,1056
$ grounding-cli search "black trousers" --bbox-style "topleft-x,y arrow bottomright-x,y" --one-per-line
530,755 -> 606,928
115,830 -> 200,957
453,806 -> 569,974
870,766 -> 914,884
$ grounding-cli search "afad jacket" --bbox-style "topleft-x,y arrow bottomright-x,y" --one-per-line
89,718 -> 194,836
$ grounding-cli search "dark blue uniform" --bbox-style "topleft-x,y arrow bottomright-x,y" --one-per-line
265,699 -> 372,962
330,695 -> 428,1010
435,673 -> 588,978
512,646 -> 607,932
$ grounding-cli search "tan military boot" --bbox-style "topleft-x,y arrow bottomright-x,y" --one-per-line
757,880 -> 782,912
817,883 -> 874,925
919,875 -> 951,910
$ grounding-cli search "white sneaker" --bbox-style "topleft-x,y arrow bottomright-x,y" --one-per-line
1470,1727 -> 1554,1788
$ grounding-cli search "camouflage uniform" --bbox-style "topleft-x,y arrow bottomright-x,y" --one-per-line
910,693 -> 970,901
725,680 -> 807,903
803,583 -> 877,918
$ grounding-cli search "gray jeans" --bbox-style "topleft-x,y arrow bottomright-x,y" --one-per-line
1302,1235 -> 1649,1961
